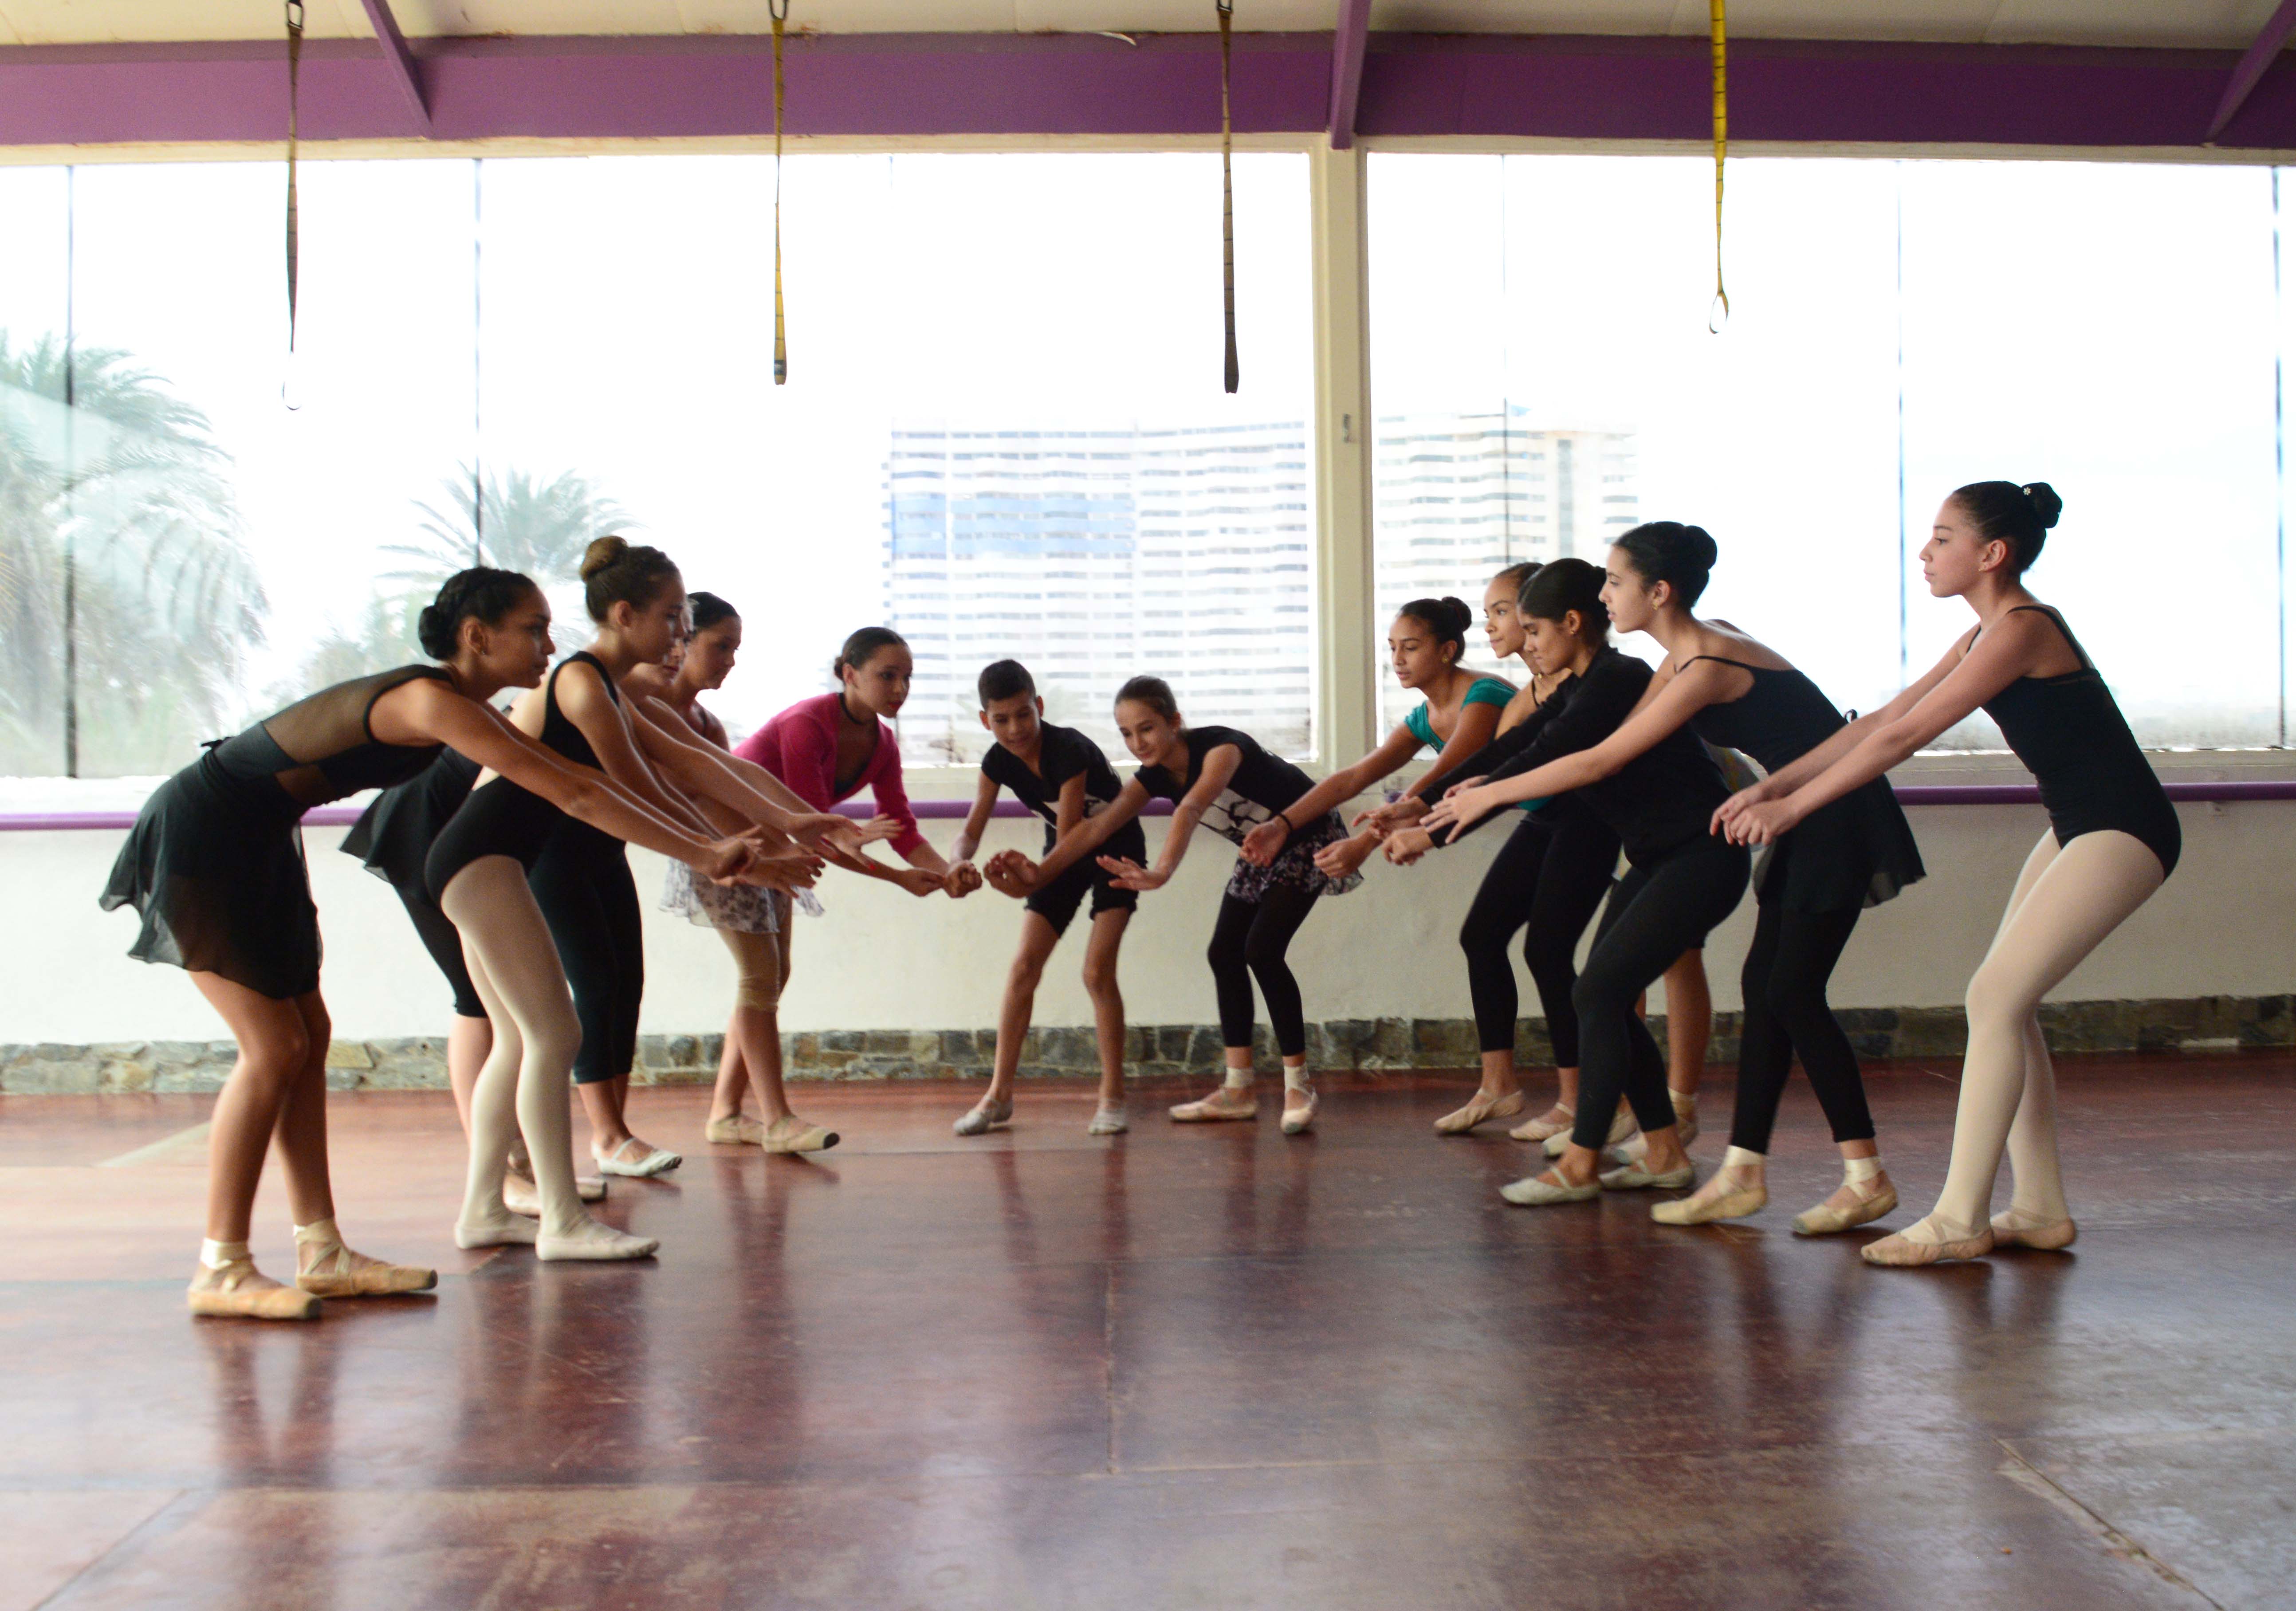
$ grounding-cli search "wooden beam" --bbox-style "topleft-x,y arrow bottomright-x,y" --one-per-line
356,0 -> 429,130
1327,0 -> 1371,149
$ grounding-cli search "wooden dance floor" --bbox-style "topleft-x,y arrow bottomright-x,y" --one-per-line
2,1055 -> 2289,1610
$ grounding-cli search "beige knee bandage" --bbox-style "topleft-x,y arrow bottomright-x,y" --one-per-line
718,925 -> 787,1013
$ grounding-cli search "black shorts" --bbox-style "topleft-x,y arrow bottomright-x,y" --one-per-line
1026,824 -> 1145,938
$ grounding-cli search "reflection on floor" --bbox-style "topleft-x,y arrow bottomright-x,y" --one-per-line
0,1056 -> 2288,1611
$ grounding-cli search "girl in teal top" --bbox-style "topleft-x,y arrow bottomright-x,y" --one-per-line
1237,595 -> 1515,1132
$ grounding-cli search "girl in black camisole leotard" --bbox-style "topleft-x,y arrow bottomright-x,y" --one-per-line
1416,533 -> 1921,1230
1720,482 -> 2174,1267
98,568 -> 743,1317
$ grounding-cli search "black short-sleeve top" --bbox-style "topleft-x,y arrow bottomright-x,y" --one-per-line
1133,724 -> 1315,848
982,723 -> 1130,853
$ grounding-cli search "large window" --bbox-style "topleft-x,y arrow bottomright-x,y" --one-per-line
0,152 -> 1315,782
1368,153 -> 2289,750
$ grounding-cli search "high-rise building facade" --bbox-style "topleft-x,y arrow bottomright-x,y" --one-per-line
1372,410 -> 1638,728
881,410 -> 1636,765
884,420 -> 1313,765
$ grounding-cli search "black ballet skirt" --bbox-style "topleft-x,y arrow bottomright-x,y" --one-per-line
100,665 -> 452,999
1687,658 -> 1925,913
343,747 -> 480,893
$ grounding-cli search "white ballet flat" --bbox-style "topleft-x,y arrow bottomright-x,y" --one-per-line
1280,1089 -> 1319,1136
954,1098 -> 1013,1138
1087,1105 -> 1129,1136
1545,1101 -> 1636,1159
593,1138 -> 682,1178
1599,1161 -> 1696,1191
1499,1171 -> 1601,1206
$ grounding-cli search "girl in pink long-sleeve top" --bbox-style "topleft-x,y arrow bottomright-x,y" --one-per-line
715,627 -> 964,1143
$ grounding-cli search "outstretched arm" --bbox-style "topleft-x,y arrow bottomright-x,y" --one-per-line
375,680 -> 749,878
1101,745 -> 1241,893
1009,778 -> 1151,888
1727,618 -> 2047,844
1241,724 -> 1422,865
1426,660 -> 1738,838
552,660 -> 716,836
628,696 -> 864,853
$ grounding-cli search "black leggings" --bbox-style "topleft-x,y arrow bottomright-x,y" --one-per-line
1730,895 -> 1873,1153
1457,811 -> 1620,1061
1570,836 -> 1749,1152
529,835 -> 644,1087
1207,884 -> 1323,1057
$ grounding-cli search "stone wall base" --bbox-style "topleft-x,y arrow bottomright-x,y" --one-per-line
4,995 -> 2289,1094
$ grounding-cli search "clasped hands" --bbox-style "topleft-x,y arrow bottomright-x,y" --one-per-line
979,848 -> 1168,895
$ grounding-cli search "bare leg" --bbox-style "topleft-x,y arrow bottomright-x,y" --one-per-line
991,916 -> 1063,1106
191,975 -> 333,1242
1662,950 -> 1710,1098
578,1078 -> 633,1157
710,1028 -> 751,1126
1082,908 -> 1132,1112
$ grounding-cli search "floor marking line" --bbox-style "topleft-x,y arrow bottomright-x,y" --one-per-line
1994,1439 -> 2222,1608
93,1122 -> 211,1169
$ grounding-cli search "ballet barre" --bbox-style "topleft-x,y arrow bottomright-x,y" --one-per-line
6,781 -> 2293,833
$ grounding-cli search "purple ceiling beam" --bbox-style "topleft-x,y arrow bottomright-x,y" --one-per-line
356,0 -> 431,130
3,32 -> 2295,152
2207,0 -> 2296,141
1327,0 -> 1370,149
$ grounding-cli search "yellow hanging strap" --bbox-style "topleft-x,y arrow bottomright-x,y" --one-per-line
1218,0 -> 1238,393
1708,0 -> 1728,333
770,0 -> 790,386
285,0 -> 305,383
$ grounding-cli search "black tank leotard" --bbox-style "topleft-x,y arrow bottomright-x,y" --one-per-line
1681,656 -> 1925,912
423,652 -> 608,901
1977,606 -> 2180,877
524,654 -> 648,1087
102,665 -> 452,999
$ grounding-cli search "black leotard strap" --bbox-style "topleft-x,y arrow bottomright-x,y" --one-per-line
2003,604 -> 2095,671
1676,655 -> 1765,675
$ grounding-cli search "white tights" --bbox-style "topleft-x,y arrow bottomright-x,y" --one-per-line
1921,829 -> 2165,1241
440,857 -> 590,1237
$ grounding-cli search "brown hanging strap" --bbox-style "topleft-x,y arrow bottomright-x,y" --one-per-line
1218,0 -> 1238,393
285,0 -> 305,396
771,0 -> 790,386
1708,0 -> 1729,334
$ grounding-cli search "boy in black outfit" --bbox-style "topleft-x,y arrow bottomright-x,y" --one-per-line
948,660 -> 1142,1136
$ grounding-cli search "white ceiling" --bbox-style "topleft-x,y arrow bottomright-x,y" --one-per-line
0,0 -> 2278,50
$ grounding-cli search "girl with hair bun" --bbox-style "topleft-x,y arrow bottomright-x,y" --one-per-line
717,626 -> 964,1149
1721,482 -> 2175,1266
511,539 -> 860,1180
100,567 -> 768,1315
1236,595 -> 1514,1130
1426,523 -> 1927,1225
990,676 -> 1360,1134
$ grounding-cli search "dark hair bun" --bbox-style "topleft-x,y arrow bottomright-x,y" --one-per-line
419,566 -> 537,660
1611,521 -> 1718,608
581,534 -> 628,582
2023,483 -> 2063,530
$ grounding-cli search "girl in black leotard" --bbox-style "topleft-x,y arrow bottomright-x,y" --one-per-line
457,538 -> 857,1191
100,569 -> 759,1319
1407,558 -> 1750,1208
991,676 -> 1360,1134
1417,524 -> 1926,1230
1723,482 -> 2176,1266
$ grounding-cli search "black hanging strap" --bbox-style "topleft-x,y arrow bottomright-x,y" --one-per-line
1218,0 -> 1238,394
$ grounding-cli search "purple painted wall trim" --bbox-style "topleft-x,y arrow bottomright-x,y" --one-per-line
6,782 -> 2289,833
4,32 -> 2296,151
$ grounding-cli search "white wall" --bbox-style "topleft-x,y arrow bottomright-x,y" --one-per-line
8,754 -> 2292,1046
